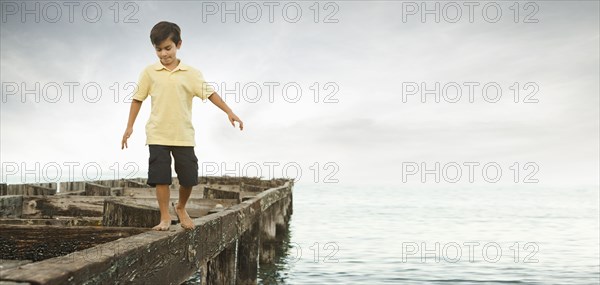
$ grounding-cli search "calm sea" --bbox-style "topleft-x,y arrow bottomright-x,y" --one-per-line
186,183 -> 600,285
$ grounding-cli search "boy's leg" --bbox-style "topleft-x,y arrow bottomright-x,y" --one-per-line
153,184 -> 172,231
175,185 -> 194,229
147,145 -> 173,231
178,185 -> 193,210
172,146 -> 199,229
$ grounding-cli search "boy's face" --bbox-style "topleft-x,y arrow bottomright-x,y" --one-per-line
154,38 -> 181,67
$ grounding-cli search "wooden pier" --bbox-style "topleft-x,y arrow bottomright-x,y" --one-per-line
0,176 -> 294,284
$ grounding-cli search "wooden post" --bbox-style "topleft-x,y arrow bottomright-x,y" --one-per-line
281,193 -> 292,224
236,221 -> 259,285
287,192 -> 293,220
197,261 -> 208,284
274,199 -> 288,241
207,241 -> 236,285
259,206 -> 276,264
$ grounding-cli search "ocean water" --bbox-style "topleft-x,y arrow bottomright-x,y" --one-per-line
188,183 -> 600,284
259,183 -> 600,284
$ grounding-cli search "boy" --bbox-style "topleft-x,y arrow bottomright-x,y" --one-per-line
121,21 -> 243,231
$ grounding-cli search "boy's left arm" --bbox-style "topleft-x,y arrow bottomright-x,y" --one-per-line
208,92 -> 244,130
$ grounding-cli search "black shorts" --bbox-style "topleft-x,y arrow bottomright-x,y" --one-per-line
147,145 -> 199,187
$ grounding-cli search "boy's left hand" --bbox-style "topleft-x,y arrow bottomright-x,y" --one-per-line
228,112 -> 244,130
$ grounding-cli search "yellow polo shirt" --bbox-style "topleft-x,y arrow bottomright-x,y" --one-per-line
132,60 -> 215,146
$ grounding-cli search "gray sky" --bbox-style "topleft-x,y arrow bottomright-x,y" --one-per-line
1,1 -> 598,187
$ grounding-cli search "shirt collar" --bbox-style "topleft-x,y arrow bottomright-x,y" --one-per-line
153,59 -> 188,71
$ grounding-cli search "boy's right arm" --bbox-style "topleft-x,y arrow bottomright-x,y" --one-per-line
121,99 -> 143,149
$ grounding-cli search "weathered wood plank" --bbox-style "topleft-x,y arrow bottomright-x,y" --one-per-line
58,181 -> 86,192
204,186 -> 240,202
21,196 -> 105,218
200,176 -> 288,188
85,182 -> 110,196
0,196 -> 23,218
240,182 -> 270,193
256,183 -> 293,212
91,179 -> 124,188
103,197 -> 238,221
84,183 -> 122,196
6,184 -> 56,196
19,196 -> 238,219
0,259 -> 34,270
123,187 -> 204,199
230,196 -> 262,236
123,179 -> 150,188
55,190 -> 85,196
102,199 -> 160,227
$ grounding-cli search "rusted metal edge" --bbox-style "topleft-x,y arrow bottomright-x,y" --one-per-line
0,181 -> 292,285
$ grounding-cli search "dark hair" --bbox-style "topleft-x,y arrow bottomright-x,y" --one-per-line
150,21 -> 181,46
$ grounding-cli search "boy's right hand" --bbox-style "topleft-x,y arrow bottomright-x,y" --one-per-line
121,128 -> 133,149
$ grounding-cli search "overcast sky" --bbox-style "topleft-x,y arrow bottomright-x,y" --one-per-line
1,1 -> 598,188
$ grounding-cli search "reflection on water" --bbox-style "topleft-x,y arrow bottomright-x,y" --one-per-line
257,214 -> 294,284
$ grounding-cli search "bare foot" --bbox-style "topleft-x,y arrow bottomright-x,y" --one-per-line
152,219 -> 171,231
175,202 -> 195,230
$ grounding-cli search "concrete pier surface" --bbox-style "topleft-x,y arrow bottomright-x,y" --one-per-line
0,176 -> 294,285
